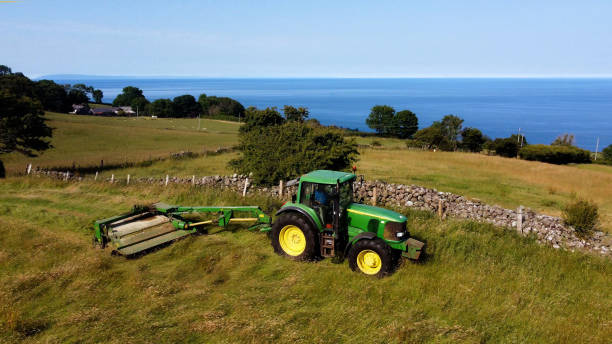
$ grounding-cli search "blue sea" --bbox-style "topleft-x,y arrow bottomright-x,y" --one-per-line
50,78 -> 612,150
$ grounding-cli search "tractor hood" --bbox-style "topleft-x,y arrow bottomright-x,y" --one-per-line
346,203 -> 406,223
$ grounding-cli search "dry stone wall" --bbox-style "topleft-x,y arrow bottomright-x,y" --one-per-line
30,170 -> 610,258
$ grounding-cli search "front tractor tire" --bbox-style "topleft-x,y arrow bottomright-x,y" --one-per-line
348,238 -> 394,277
271,212 -> 318,261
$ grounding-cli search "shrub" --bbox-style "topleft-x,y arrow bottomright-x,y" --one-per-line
229,122 -> 359,185
493,138 -> 519,158
519,144 -> 591,164
562,199 -> 598,233
602,144 -> 612,163
371,140 -> 382,147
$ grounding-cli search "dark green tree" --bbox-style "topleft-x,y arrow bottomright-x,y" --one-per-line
366,105 -> 395,136
172,95 -> 200,117
283,105 -> 309,122
92,89 -> 103,103
240,106 -> 285,133
440,114 -> 464,150
33,80 -> 69,112
601,144 -> 612,162
461,127 -> 486,152
148,99 -> 174,117
0,65 -> 12,76
493,137 -> 519,158
112,86 -> 147,108
229,121 -> 358,184
413,122 -> 452,150
392,110 -> 418,139
0,90 -> 52,177
199,94 -> 245,118
66,89 -> 89,106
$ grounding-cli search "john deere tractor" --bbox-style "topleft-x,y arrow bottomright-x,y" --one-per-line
93,170 -> 423,277
272,170 -> 423,277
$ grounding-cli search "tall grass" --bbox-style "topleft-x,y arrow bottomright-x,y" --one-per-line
0,178 -> 610,343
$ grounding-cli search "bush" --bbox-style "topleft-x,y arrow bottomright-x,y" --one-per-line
493,138 -> 519,158
229,122 -> 359,185
562,199 -> 599,233
519,144 -> 591,164
371,140 -> 382,147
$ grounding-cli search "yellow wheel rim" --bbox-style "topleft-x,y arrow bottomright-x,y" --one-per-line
279,225 -> 306,256
356,249 -> 382,275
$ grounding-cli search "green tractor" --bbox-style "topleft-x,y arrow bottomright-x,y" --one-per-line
272,170 -> 423,277
93,170 -> 423,277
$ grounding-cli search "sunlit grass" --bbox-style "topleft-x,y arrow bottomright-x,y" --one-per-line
0,178 -> 610,343
1,112 -> 240,175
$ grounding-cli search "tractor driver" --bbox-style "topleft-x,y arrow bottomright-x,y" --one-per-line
313,184 -> 334,225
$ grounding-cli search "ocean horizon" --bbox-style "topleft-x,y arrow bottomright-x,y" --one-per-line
45,77 -> 612,151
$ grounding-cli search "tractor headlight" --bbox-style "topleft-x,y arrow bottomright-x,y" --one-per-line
383,221 -> 407,241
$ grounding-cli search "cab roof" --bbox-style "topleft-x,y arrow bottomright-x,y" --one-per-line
300,170 -> 356,185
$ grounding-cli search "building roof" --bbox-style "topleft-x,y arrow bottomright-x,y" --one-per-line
300,170 -> 356,184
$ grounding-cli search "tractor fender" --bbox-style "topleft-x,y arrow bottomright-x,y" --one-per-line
275,206 -> 320,231
344,231 -> 377,253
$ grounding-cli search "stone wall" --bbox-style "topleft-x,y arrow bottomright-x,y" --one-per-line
30,169 -> 610,257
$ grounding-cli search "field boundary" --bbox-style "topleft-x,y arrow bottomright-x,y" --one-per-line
26,169 -> 611,259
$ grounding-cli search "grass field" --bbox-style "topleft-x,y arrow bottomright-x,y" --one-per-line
98,147 -> 612,232
0,178 -> 610,343
2,113 -> 611,232
1,112 -> 240,175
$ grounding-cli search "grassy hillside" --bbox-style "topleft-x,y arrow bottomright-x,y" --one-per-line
2,113 -> 610,231
99,147 -> 612,232
0,178 -> 610,343
1,112 -> 240,175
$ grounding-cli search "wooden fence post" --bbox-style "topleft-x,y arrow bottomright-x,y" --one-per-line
243,178 -> 249,197
517,206 -> 523,234
192,175 -> 195,185
64,171 -> 69,181
279,180 -> 284,198
438,199 -> 443,219
27,163 -> 32,175
127,174 -> 130,185
111,174 -> 114,183
94,171 -> 98,181
372,187 -> 377,206
165,175 -> 169,186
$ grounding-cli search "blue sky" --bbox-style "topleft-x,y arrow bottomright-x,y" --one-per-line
2,0 -> 611,78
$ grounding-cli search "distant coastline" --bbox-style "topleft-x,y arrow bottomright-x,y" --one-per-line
41,77 -> 612,151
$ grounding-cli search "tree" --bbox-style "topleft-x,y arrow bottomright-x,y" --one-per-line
283,105 -> 309,122
149,98 -> 174,117
229,121 -> 358,185
461,127 -> 486,152
493,137 -> 519,158
552,133 -> 575,146
366,105 -> 395,136
130,97 -> 149,114
33,80 -> 69,112
66,89 -> 89,106
0,90 -> 52,177
113,86 -> 147,108
392,110 -> 418,139
440,114 -> 463,150
92,89 -> 103,103
602,144 -> 612,162
172,95 -> 200,117
199,94 -> 245,118
0,65 -> 12,76
240,106 -> 285,133
413,123 -> 451,150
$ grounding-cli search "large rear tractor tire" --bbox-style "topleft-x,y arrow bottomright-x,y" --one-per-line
348,238 -> 394,277
271,212 -> 318,261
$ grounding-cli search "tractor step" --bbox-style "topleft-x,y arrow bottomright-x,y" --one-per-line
320,232 -> 335,257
